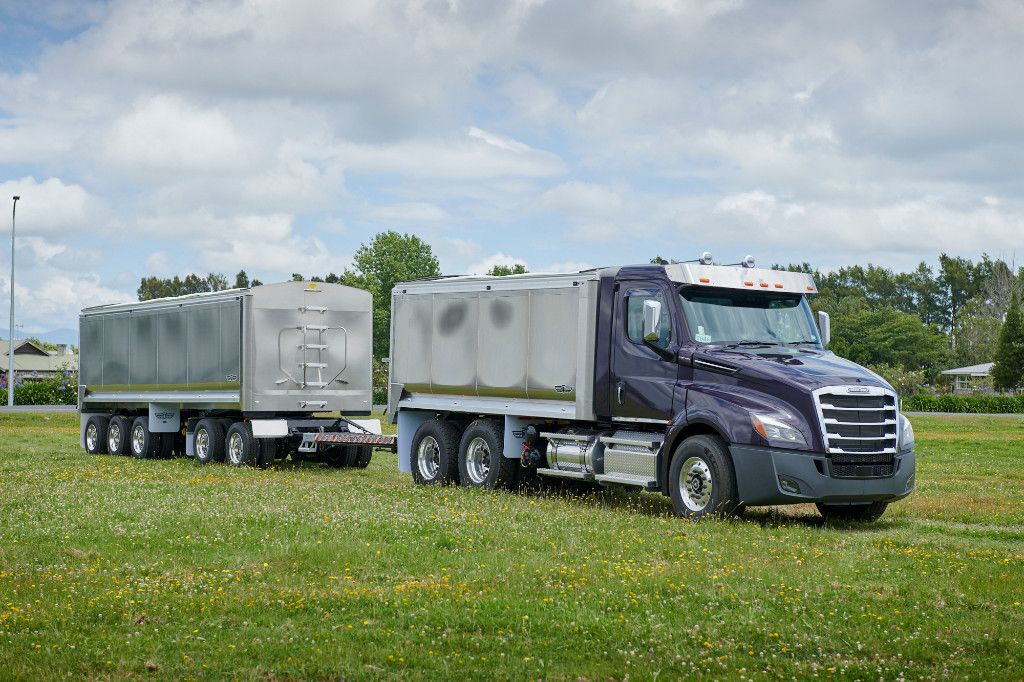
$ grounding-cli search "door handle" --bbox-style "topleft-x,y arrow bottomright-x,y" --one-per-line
617,384 -> 624,405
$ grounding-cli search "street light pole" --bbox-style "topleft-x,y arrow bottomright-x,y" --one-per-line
9,195 -> 18,407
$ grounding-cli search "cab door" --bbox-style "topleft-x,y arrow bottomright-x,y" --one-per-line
609,280 -> 680,421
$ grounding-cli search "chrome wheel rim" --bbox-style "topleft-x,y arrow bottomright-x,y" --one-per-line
679,457 -> 713,512
465,437 -> 491,484
417,436 -> 440,480
108,423 -> 121,452
228,432 -> 244,464
132,424 -> 145,456
196,428 -> 210,460
86,423 -> 99,451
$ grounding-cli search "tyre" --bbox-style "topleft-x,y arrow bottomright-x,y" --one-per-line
107,416 -> 131,455
255,438 -> 277,469
410,419 -> 461,485
324,445 -> 352,468
668,434 -> 739,519
84,416 -> 109,455
353,445 -> 373,468
194,419 -> 226,464
225,422 -> 258,466
816,501 -> 888,522
457,419 -> 517,490
159,432 -> 177,459
129,417 -> 161,459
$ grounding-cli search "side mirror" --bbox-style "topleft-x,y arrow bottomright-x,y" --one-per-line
643,299 -> 662,341
817,311 -> 831,347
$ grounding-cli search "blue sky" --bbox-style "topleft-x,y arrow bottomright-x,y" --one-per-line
2,0 -> 1023,333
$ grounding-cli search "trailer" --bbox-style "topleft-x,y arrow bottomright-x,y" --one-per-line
388,257 -> 916,521
79,280 -> 395,466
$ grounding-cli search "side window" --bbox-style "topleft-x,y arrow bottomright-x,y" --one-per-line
625,289 -> 671,349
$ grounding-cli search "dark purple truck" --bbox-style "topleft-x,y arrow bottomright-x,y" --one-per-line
389,257 -> 916,521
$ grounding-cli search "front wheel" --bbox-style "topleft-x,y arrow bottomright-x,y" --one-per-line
668,435 -> 739,519
816,501 -> 888,522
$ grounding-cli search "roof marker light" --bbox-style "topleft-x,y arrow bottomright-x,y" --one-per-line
759,282 -> 769,288
774,283 -> 784,289
806,286 -> 815,292
744,281 -> 754,286
699,277 -> 711,283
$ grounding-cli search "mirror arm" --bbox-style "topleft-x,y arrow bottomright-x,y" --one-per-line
643,339 -> 677,361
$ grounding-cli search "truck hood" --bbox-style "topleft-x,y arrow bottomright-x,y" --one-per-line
701,347 -> 893,393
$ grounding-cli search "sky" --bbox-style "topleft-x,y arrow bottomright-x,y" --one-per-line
1,0 -> 1023,334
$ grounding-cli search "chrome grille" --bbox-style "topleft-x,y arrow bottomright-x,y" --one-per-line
813,386 -> 898,478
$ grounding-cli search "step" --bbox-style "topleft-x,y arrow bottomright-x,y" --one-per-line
536,467 -> 593,481
594,473 -> 659,490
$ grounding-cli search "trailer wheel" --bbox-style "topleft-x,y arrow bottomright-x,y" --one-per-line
106,415 -> 131,455
84,416 -> 109,455
325,445 -> 356,468
194,419 -> 226,464
668,434 -> 738,519
353,445 -> 373,468
411,419 -> 460,485
225,422 -> 258,466
458,419 -> 517,490
129,417 -> 161,459
816,501 -> 888,522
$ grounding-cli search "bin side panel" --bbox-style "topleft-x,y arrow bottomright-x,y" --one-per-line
477,292 -> 529,398
80,315 -> 103,385
220,302 -> 241,384
156,309 -> 187,386
527,290 -> 579,401
430,293 -> 478,395
102,313 -> 130,386
392,294 -> 432,393
130,311 -> 158,387
186,305 -> 223,387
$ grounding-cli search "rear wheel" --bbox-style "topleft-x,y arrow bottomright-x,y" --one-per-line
816,501 -> 888,522
84,416 -> 109,455
129,417 -> 161,459
353,445 -> 373,468
194,419 -> 226,464
325,445 -> 356,468
458,419 -> 517,490
225,422 -> 257,466
106,415 -> 131,455
668,435 -> 738,519
410,419 -> 460,485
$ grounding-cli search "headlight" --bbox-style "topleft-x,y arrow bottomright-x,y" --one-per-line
751,413 -> 807,449
898,414 -> 915,451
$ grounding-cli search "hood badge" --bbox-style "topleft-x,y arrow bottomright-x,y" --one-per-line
847,386 -> 871,394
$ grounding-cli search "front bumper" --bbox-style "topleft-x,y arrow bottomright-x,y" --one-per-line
729,444 -> 916,506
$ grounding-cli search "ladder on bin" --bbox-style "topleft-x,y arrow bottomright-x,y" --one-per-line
277,302 -> 348,390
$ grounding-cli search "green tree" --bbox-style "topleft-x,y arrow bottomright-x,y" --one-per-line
992,292 -> 1024,392
650,256 -> 669,265
137,273 -> 231,301
234,270 -> 250,288
829,307 -> 951,379
342,231 -> 441,357
487,263 -> 528,276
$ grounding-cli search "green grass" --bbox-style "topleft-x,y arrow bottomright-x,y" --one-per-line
1,413 -> 1022,680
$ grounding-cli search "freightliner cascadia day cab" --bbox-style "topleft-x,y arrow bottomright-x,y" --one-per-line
388,256 -> 916,521
78,281 -> 395,467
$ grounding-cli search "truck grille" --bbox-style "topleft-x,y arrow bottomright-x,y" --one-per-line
813,386 -> 898,478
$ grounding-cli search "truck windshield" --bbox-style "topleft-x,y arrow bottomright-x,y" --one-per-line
678,288 -> 821,347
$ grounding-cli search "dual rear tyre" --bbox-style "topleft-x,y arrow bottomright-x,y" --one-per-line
410,418 -> 517,490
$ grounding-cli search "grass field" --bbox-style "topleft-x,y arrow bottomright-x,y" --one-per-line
1,413 -> 1022,680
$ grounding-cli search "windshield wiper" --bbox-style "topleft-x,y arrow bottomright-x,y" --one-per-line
784,340 -> 819,346
722,340 -> 781,348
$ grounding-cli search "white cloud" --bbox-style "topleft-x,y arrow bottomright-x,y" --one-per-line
0,177 -> 100,234
367,202 -> 449,224
18,237 -> 66,263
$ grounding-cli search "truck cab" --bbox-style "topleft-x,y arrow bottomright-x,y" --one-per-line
595,261 -> 915,520
389,258 -> 916,522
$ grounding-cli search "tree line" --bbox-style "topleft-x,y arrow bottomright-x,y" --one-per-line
138,236 -> 1024,392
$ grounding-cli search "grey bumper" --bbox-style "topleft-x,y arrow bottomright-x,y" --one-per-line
729,444 -> 916,506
